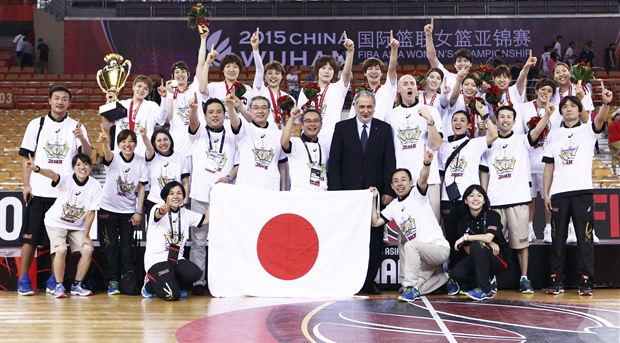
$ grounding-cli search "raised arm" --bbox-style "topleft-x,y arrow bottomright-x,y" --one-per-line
24,154 -> 59,183
417,144 -> 433,194
341,31 -> 355,87
280,107 -> 301,151
517,50 -> 537,97
595,81 -> 613,131
195,26 -> 209,86
528,103 -> 554,142
419,106 -> 442,151
450,70 -> 466,106
250,28 -> 264,91
424,19 -> 440,68
98,124 -> 114,163
475,101 -> 498,146
188,91 -> 202,134
225,91 -> 241,131
387,30 -> 399,86
73,120 -> 92,157
139,123 -> 155,160
199,44 -> 219,96
369,187 -> 387,227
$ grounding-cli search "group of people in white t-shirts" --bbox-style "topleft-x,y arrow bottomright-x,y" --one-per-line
16,22 -> 614,301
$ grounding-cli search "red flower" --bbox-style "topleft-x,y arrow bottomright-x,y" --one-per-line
277,95 -> 295,111
231,81 -> 247,99
488,85 -> 501,96
468,97 -> 485,112
527,116 -> 549,147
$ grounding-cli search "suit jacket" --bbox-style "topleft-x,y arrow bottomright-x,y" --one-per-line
328,117 -> 396,196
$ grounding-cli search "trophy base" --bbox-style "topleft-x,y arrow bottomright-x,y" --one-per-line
99,101 -> 127,122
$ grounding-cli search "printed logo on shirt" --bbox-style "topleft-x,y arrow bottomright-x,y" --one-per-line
60,192 -> 86,224
399,215 -> 417,241
252,140 -> 275,170
492,148 -> 516,179
157,163 -> 178,188
116,168 -> 137,196
177,104 -> 190,126
559,139 -> 579,165
396,120 -> 422,150
43,133 -> 70,164
120,118 -> 143,133
449,156 -> 467,178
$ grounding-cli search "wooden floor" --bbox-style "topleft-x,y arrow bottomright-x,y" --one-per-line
1,289 -> 618,342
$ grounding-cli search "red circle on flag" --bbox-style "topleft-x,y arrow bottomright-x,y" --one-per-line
257,213 -> 319,280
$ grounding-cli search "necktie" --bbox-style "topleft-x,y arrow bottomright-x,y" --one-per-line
361,124 -> 368,153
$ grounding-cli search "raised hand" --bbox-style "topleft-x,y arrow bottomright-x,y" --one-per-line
157,84 -> 167,97
576,80 -> 585,100
159,204 -> 170,215
138,122 -> 147,138
443,84 -> 451,94
206,44 -> 219,65
525,49 -> 537,68
456,69 -> 467,82
343,31 -> 354,52
418,106 -> 432,121
368,186 -> 379,198
98,124 -> 109,143
188,91 -> 199,110
25,153 -> 37,171
475,100 -> 488,115
601,80 -> 613,104
423,143 -> 434,165
389,30 -> 399,49
106,90 -> 117,102
290,107 -> 301,121
545,103 -> 556,115
250,27 -> 260,51
72,120 -> 84,140
424,18 -> 434,36
165,79 -> 175,93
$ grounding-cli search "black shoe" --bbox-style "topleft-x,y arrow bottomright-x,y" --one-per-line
360,285 -> 381,295
544,273 -> 564,295
578,275 -> 593,296
192,284 -> 205,296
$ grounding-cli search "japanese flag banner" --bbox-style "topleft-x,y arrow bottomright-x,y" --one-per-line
207,184 -> 371,297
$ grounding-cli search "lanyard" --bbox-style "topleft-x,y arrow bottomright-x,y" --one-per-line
423,92 -> 437,106
268,88 -> 281,119
225,82 -> 234,95
373,84 -> 381,94
206,127 -> 226,154
168,209 -> 181,240
302,138 -> 322,166
318,83 -> 330,111
173,87 -> 188,100
504,89 -> 512,106
128,100 -> 142,131
559,85 -> 572,100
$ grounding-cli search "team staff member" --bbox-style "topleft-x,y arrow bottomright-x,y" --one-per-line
188,96 -> 239,295
281,108 -> 328,191
97,128 -> 148,295
16,86 -> 91,296
370,149 -> 450,302
25,154 -> 101,298
328,91 -> 396,295
543,84 -> 613,296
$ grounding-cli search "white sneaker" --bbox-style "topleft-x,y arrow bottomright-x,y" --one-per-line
567,224 -> 577,243
593,230 -> 599,243
543,227 -> 552,243
528,227 -> 537,243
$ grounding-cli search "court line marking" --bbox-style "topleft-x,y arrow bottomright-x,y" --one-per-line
301,301 -> 334,343
421,296 -> 458,343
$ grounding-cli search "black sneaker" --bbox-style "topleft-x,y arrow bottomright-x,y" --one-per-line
578,275 -> 593,296
544,273 -> 564,295
192,284 -> 205,296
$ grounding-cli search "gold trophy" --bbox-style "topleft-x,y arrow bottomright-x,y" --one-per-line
96,53 -> 132,121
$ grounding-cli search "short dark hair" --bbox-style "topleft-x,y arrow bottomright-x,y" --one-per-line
535,78 -> 557,94
492,65 -> 511,79
265,60 -> 285,76
49,86 -> 72,100
454,48 -> 473,63
71,153 -> 92,167
160,180 -> 185,200
496,105 -> 517,120
150,129 -> 175,155
301,108 -> 322,122
249,95 -> 271,110
219,53 -> 243,75
559,95 -> 583,114
312,55 -> 339,81
392,168 -> 412,181
117,129 -> 137,145
170,61 -> 190,78
462,184 -> 491,211
362,58 -> 384,73
205,98 -> 226,113
557,35 -> 563,40
462,73 -> 482,88
452,110 -> 471,123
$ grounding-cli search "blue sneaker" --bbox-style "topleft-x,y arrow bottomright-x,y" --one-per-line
446,275 -> 460,296
70,282 -> 93,296
467,288 -> 494,300
398,286 -> 421,302
54,283 -> 66,298
519,278 -> 534,294
180,289 -> 188,298
108,281 -> 120,295
17,275 -> 34,296
46,274 -> 57,294
489,276 -> 497,294
141,276 -> 154,299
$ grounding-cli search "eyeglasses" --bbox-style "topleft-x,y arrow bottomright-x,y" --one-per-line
251,106 -> 269,111
303,119 -> 321,124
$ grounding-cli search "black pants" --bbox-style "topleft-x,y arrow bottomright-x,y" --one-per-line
146,260 -> 201,301
450,241 -> 508,293
441,200 -> 468,267
550,194 -> 595,278
363,226 -> 385,289
98,209 -> 135,282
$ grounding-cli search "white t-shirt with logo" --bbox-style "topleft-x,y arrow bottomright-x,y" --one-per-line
285,136 -> 328,191
520,100 -> 555,174
234,121 -> 287,191
44,174 -> 102,230
19,114 -> 88,198
347,75 -> 397,122
439,136 -> 489,201
112,99 -> 164,157
206,80 -> 252,119
444,95 -> 485,140
144,206 -> 204,271
483,133 -> 532,206
385,104 -> 443,185
381,186 -> 449,248
146,152 -> 191,204
100,152 -> 149,213
550,84 -> 595,114
188,122 -> 239,203
543,122 -> 600,197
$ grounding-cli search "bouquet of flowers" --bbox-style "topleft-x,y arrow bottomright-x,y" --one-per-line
188,3 -> 211,34
276,94 -> 295,128
356,82 -> 374,93
475,64 -> 494,84
484,85 -> 503,108
301,82 -> 321,110
526,116 -> 549,148
231,81 -> 247,104
467,97 -> 486,115
412,70 -> 425,89
572,62 -> 594,93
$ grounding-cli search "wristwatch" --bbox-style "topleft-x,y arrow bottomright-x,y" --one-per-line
227,175 -> 233,182
464,233 -> 469,241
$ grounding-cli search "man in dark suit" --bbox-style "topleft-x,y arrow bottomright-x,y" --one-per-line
328,90 -> 396,294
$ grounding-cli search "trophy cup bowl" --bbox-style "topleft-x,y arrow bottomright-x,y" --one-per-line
97,53 -> 132,122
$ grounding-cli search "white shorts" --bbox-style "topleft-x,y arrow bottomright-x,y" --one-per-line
530,172 -> 544,198
494,205 -> 530,250
46,226 -> 85,254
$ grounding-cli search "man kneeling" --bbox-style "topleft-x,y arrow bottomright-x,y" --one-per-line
370,146 -> 449,301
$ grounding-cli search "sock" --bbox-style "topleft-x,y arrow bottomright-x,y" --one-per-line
73,280 -> 82,287
521,276 -> 528,281
528,221 -> 533,230
545,223 -> 551,229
